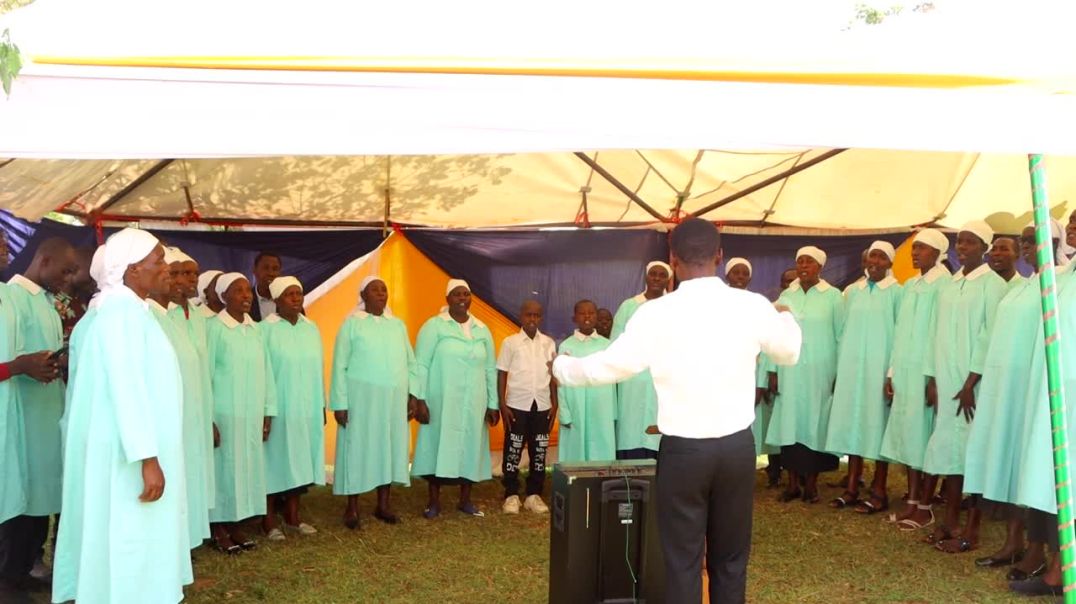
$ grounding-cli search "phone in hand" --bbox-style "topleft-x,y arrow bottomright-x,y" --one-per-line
48,346 -> 69,362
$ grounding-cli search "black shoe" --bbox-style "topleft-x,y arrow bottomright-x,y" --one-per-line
1009,577 -> 1061,596
373,509 -> 399,525
975,551 -> 1024,568
1006,563 -> 1047,582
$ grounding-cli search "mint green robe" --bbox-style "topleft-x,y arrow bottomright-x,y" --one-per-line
766,281 -> 845,452
611,295 -> 660,452
167,303 -> 215,507
411,313 -> 497,482
261,313 -> 326,494
150,302 -> 213,547
557,332 -> 618,463
0,283 -> 26,524
53,289 -> 192,604
8,276 -> 64,516
825,277 -> 902,460
922,264 -> 1006,476
753,354 -> 778,456
879,265 -> 950,469
207,313 -> 277,522
330,311 -> 415,495
962,276 -> 1038,503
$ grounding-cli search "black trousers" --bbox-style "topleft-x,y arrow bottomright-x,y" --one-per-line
657,430 -> 755,604
616,447 -> 659,461
0,515 -> 49,585
501,402 -> 550,499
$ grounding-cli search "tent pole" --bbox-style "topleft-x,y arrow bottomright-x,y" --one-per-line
573,152 -> 667,222
690,148 -> 846,219
1028,153 -> 1076,602
382,156 -> 392,238
95,159 -> 174,214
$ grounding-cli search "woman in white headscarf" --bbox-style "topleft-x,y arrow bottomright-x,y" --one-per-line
765,246 -> 844,504
411,279 -> 498,518
53,228 -> 193,604
330,276 -> 416,528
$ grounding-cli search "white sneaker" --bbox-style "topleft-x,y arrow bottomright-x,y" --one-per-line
284,522 -> 318,536
524,495 -> 549,514
502,495 -> 521,514
266,527 -> 286,541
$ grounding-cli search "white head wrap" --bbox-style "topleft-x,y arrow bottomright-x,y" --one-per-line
197,270 -> 223,303
101,228 -> 159,293
645,261 -> 672,277
913,228 -> 949,254
268,275 -> 302,300
724,257 -> 752,277
446,278 -> 470,296
163,246 -> 181,265
960,220 -> 994,247
1053,218 -> 1076,263
795,246 -> 827,267
215,272 -> 248,300
867,241 -> 896,262
167,247 -> 195,264
88,245 -> 106,284
357,275 -> 392,315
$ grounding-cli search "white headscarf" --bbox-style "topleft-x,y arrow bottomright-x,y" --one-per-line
95,228 -> 159,306
446,278 -> 470,296
357,275 -> 393,316
163,246 -> 182,265
796,246 -> 827,267
868,241 -> 896,262
197,270 -> 223,304
913,228 -> 949,254
215,272 -> 248,300
724,257 -> 752,277
168,247 -> 195,265
960,220 -> 994,247
268,275 -> 302,300
646,261 -> 672,277
86,245 -> 108,310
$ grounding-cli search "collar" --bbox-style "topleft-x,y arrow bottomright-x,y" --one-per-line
217,309 -> 255,329
855,275 -> 898,290
518,328 -> 545,341
264,312 -> 310,325
9,274 -> 43,296
954,262 -> 992,282
351,308 -> 394,320
573,329 -> 600,341
438,311 -> 487,330
922,263 -> 951,284
796,279 -> 832,293
167,301 -> 181,311
147,299 -> 169,315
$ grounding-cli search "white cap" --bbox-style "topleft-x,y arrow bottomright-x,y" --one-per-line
215,272 -> 248,299
724,257 -> 752,276
795,246 -> 827,267
268,275 -> 302,300
197,270 -> 223,301
360,275 -> 384,293
960,220 -> 994,247
88,245 -> 106,284
913,228 -> 949,254
168,247 -> 195,264
868,241 -> 896,262
646,261 -> 672,276
446,278 -> 470,296
101,228 -> 159,290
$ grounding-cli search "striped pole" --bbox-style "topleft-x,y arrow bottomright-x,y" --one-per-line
1029,153 -> 1076,599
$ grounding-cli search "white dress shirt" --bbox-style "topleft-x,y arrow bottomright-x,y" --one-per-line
256,291 -> 276,322
496,329 -> 557,412
553,276 -> 801,439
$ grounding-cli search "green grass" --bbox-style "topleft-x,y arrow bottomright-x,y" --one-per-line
167,467 -> 1035,603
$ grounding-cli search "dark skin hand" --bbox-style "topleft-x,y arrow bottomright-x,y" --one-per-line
139,457 -> 165,502
11,351 -> 58,383
925,377 -> 938,408
262,417 -> 272,442
334,410 -> 349,428
767,372 -> 779,399
956,373 -> 981,422
485,409 -> 500,427
213,423 -> 220,448
413,399 -> 431,424
884,377 -> 894,403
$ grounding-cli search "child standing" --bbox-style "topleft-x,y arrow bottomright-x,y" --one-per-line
557,300 -> 618,463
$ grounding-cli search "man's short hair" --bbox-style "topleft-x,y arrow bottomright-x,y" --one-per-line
670,218 -> 720,266
253,252 -> 281,268
573,299 -> 597,314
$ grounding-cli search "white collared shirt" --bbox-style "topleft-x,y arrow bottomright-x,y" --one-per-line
496,328 -> 557,412
553,276 -> 802,440
256,292 -> 276,322
573,329 -> 600,341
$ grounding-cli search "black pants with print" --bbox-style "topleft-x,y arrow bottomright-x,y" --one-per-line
501,401 -> 550,499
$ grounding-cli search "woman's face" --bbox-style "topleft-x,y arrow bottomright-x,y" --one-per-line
361,280 -> 389,314
224,278 -> 253,315
955,231 -> 988,266
446,286 -> 472,314
645,266 -> 670,294
795,256 -> 822,283
866,249 -> 892,282
726,264 -> 751,289
276,285 -> 304,315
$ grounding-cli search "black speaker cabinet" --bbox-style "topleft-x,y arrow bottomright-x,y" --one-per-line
549,461 -> 665,603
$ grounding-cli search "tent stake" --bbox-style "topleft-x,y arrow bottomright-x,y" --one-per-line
690,148 -> 846,219
573,152 -> 668,222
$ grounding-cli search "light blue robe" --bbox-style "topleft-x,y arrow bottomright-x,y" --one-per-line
922,263 -> 1006,476
330,311 -> 415,495
611,295 -> 661,452
167,303 -> 215,509
879,265 -> 950,469
411,312 -> 497,482
825,277 -> 902,460
261,313 -> 326,494
53,288 -> 192,604
207,312 -> 277,522
8,275 -> 64,516
557,332 -> 618,463
766,281 -> 845,452
0,283 -> 27,524
753,354 -> 778,456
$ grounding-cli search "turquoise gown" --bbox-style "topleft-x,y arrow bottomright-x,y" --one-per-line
825,277 -> 902,460
922,263 -> 1006,477
151,301 -> 213,547
753,354 -> 778,456
8,275 -> 64,517
611,295 -> 661,453
765,281 -> 845,455
556,331 -> 618,463
411,312 -> 497,483
261,313 -> 326,495
207,311 -> 277,522
0,283 -> 26,524
963,275 -> 1038,504
879,265 -> 950,469
330,310 -> 415,495
53,288 -> 192,604
167,303 -> 215,509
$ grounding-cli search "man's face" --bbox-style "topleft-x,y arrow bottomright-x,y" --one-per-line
956,231 -> 987,266
520,302 -> 543,336
911,241 -> 940,270
595,309 -> 613,336
574,302 -> 598,334
780,269 -> 798,291
866,249 -> 892,282
179,261 -> 199,299
129,244 -> 171,297
254,255 -> 282,290
42,247 -> 78,295
989,238 -> 1019,274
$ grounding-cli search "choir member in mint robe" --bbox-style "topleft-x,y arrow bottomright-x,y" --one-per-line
260,276 -> 325,540
196,270 -> 224,319
826,241 -> 903,515
766,246 -> 843,504
557,300 -> 617,463
52,228 -> 192,604
595,308 -> 614,340
207,273 -> 277,554
611,261 -> 670,460
988,237 -> 1022,284
921,221 -> 1006,547
330,276 -> 416,528
757,267 -> 799,488
411,279 -> 499,518
879,229 -> 950,529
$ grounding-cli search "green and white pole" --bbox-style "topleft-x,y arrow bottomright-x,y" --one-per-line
1029,153 -> 1076,599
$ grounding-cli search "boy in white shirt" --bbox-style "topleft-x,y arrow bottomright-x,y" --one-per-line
497,300 -> 558,514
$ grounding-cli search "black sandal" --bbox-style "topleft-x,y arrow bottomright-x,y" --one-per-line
830,492 -> 860,509
212,536 -> 241,556
854,496 -> 889,515
923,525 -> 952,545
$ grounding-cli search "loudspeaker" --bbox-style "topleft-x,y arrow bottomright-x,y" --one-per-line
549,461 -> 665,603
